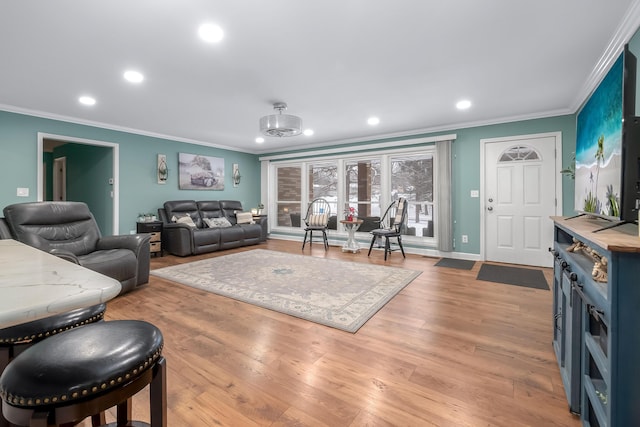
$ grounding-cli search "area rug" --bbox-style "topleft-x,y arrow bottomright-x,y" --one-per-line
151,249 -> 421,333
476,263 -> 549,290
434,257 -> 476,270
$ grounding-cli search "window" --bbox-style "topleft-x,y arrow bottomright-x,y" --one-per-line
268,136 -> 448,248
308,162 -> 338,216
345,159 -> 381,218
390,155 -> 434,237
499,145 -> 540,162
275,166 -> 301,227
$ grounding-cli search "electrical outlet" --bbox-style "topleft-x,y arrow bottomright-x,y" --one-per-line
16,187 -> 29,197
462,235 -> 468,243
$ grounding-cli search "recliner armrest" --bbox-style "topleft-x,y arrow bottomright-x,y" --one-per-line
49,248 -> 80,264
161,224 -> 196,256
97,234 -> 150,253
97,234 -> 151,286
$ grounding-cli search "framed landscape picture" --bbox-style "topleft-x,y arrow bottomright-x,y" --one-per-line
178,153 -> 225,190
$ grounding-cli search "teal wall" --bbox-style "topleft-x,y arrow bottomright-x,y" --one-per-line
263,114 -> 577,255
0,110 -> 261,235
451,115 -> 576,254
1,109 -> 576,253
53,143 -> 114,235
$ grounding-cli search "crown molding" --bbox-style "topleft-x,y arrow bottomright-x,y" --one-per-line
0,104 -> 256,154
570,0 -> 640,113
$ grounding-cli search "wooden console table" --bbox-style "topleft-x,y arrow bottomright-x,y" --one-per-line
0,239 -> 121,328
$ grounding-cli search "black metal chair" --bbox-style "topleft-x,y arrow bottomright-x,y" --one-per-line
367,198 -> 408,260
302,198 -> 331,250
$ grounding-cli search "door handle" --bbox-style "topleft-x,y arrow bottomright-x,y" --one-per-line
487,206 -> 493,211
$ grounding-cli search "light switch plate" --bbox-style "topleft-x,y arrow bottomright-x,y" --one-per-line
17,187 -> 29,197
470,190 -> 479,198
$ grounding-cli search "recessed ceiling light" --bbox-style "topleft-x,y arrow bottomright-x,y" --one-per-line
79,96 -> 96,106
124,70 -> 144,83
456,100 -> 472,110
303,129 -> 314,136
367,117 -> 380,126
199,23 -> 224,43
255,137 -> 265,143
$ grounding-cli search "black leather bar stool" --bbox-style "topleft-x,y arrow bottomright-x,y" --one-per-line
0,320 -> 166,427
0,304 -> 107,427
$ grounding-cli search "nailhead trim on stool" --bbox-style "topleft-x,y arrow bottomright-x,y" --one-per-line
0,320 -> 166,427
0,304 -> 107,427
0,304 -> 107,345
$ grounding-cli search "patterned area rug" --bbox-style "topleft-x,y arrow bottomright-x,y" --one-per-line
151,249 -> 421,333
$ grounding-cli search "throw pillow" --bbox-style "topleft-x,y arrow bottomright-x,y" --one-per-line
236,212 -> 255,224
172,214 -> 197,228
308,213 -> 328,226
203,217 -> 232,228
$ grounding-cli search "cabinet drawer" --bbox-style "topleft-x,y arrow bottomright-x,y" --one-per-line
149,232 -> 161,242
137,222 -> 162,233
150,242 -> 161,253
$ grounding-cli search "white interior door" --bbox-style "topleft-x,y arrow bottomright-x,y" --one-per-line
483,134 -> 558,267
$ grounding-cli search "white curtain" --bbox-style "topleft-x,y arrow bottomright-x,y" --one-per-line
436,139 -> 453,252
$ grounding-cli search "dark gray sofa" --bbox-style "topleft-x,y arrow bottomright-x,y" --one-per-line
158,200 -> 266,257
2,201 -> 150,295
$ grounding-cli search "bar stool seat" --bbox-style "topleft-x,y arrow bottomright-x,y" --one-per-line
0,303 -> 106,348
0,304 -> 107,426
0,320 -> 166,427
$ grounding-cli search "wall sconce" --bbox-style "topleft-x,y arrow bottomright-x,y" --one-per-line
232,163 -> 241,187
157,154 -> 168,184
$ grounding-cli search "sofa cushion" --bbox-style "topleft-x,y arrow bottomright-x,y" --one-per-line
163,200 -> 203,228
203,217 -> 232,228
307,213 -> 329,227
172,214 -> 197,228
236,212 -> 254,224
219,200 -> 244,225
197,201 -> 223,219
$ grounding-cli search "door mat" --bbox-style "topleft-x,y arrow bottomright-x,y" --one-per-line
476,264 -> 549,290
434,258 -> 476,270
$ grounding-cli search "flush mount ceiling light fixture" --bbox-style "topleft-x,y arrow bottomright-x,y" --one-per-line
259,102 -> 302,137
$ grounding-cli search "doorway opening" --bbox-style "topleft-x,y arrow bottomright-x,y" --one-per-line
37,133 -> 120,235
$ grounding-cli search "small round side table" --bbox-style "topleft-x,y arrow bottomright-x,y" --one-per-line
340,219 -> 364,253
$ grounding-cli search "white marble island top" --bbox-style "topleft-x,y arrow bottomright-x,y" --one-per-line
0,239 -> 121,328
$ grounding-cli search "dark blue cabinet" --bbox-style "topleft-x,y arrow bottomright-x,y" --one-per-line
552,217 -> 640,427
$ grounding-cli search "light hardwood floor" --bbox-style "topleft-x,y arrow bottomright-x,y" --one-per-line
88,239 -> 580,426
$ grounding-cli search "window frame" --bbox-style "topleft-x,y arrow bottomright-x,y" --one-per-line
268,144 -> 439,246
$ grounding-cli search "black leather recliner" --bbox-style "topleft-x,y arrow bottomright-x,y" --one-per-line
2,201 -> 150,295
0,218 -> 11,240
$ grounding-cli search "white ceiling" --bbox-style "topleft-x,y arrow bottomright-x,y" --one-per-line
2,1 -> 639,154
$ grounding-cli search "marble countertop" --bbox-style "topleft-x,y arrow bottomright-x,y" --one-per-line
0,239 -> 121,328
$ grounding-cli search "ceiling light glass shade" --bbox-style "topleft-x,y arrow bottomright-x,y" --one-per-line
259,102 -> 302,137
